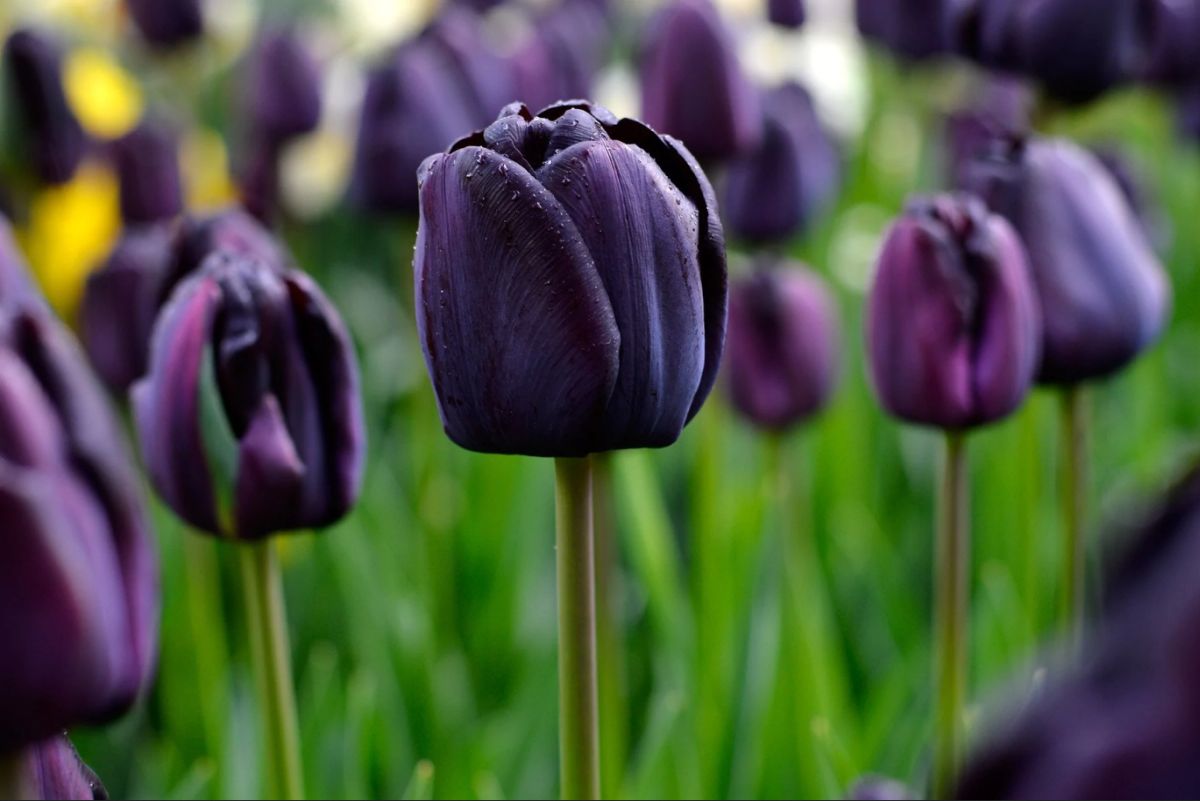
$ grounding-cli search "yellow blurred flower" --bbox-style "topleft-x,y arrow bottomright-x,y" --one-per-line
281,130 -> 352,221
182,128 -> 238,212
65,47 -> 143,139
17,160 -> 121,322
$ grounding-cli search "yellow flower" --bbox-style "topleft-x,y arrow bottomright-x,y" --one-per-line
16,160 -> 121,322
64,47 -> 143,139
182,128 -> 238,212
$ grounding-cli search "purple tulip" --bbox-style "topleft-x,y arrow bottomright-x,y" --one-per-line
767,0 -> 806,29
942,78 -> 1032,188
639,0 -> 762,163
856,0 -> 950,62
10,735 -> 107,800
961,136 -> 1170,385
2,29 -> 86,185
245,28 -> 322,147
350,10 -> 515,214
415,101 -> 727,456
510,0 -> 610,114
722,82 -> 841,245
81,210 -> 289,394
725,265 -> 839,431
0,307 -> 158,751
133,252 -> 365,539
126,0 -> 204,48
111,120 -> 184,225
1139,0 -> 1200,86
866,193 -> 1041,430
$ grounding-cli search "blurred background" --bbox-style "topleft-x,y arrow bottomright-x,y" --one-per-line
2,0 -> 1198,798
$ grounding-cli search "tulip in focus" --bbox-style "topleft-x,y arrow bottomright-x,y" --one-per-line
639,0 -> 762,163
2,28 -> 86,185
111,119 -> 185,225
725,265 -> 839,431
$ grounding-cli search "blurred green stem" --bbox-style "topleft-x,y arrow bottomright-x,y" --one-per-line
184,533 -> 230,791
239,540 -> 305,801
555,456 -> 600,801
592,454 -> 626,799
0,750 -> 32,800
1060,386 -> 1087,650
933,432 -> 969,800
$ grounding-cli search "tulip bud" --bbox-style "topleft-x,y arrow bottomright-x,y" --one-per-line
510,0 -> 610,114
10,735 -> 107,800
2,29 -> 86,185
856,0 -> 950,62
725,265 -> 839,431
126,0 -> 204,49
866,193 -> 1040,430
111,120 -> 184,225
133,252 -> 365,539
1139,0 -> 1200,87
245,28 -> 322,147
0,307 -> 158,751
415,101 -> 727,456
639,0 -> 762,163
722,82 -> 841,245
961,136 -> 1169,384
767,0 -> 806,29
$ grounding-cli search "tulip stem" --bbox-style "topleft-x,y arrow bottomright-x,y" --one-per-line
0,750 -> 32,800
239,540 -> 305,801
932,431 -> 969,800
555,456 -> 601,801
1060,385 -> 1087,651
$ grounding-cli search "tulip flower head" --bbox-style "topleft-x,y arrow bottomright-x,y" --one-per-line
0,306 -> 158,751
111,119 -> 184,225
415,101 -> 728,457
725,265 -> 839,431
866,193 -> 1041,430
961,136 -> 1170,385
2,28 -> 86,184
509,0 -> 611,114
245,28 -> 323,148
16,735 -> 106,801
768,0 -> 806,29
134,252 -> 365,539
126,0 -> 204,49
856,0 -> 950,62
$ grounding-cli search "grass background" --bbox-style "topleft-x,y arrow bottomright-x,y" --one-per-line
6,3 -> 1199,798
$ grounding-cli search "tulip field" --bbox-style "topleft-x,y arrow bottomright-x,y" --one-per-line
4,1 -> 1200,800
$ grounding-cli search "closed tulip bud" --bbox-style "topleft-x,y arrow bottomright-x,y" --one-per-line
961,136 -> 1169,384
0,308 -> 158,751
126,0 -> 204,48
246,29 -> 322,147
415,101 -> 727,456
640,0 -> 762,163
856,0 -> 950,62
767,0 -> 806,29
2,29 -> 86,185
134,253 -> 365,539
722,82 -> 841,245
725,265 -> 839,431
9,735 -> 107,800
111,120 -> 184,225
1139,0 -> 1200,87
866,193 -> 1040,430
510,1 -> 610,114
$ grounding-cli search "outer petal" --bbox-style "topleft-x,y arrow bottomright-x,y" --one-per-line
111,120 -> 184,225
28,735 -> 105,801
415,146 -> 620,456
235,395 -> 305,539
126,0 -> 203,48
540,138 -> 706,449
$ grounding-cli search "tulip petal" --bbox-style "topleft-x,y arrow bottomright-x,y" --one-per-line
29,735 -> 106,801
235,394 -> 305,539
416,145 -> 620,456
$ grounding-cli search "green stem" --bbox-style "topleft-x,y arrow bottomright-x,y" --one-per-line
555,457 -> 600,801
239,541 -> 305,800
592,454 -> 626,800
932,432 -> 969,800
0,750 -> 32,800
184,532 -> 230,790
1060,386 -> 1087,651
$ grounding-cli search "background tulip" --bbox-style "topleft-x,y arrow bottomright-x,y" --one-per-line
415,101 -> 727,457
134,252 -> 364,539
509,0 -> 610,115
639,0 -> 762,163
722,82 -> 840,245
866,193 -> 1040,430
725,265 -> 839,431
111,119 -> 184,225
961,136 -> 1169,385
942,78 -> 1031,188
0,307 -> 158,752
1139,0 -> 1200,87
2,29 -> 86,185
245,28 -> 322,148
125,0 -> 204,49
856,0 -> 950,62
767,0 -> 806,29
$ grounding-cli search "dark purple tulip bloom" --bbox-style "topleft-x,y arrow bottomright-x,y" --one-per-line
81,210 -> 288,394
415,101 -> 727,456
111,120 -> 184,225
722,82 -> 840,245
2,29 -> 86,185
15,735 -> 107,800
962,136 -> 1169,385
245,28 -> 322,147
1091,144 -> 1169,254
510,0 -> 610,114
947,0 -> 1143,103
768,0 -> 806,29
725,265 -> 839,431
866,193 -> 1040,430
639,0 -> 762,163
126,0 -> 204,48
134,252 -> 364,539
0,308 -> 158,752
943,78 -> 1032,188
1139,0 -> 1200,86
856,0 -> 950,61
